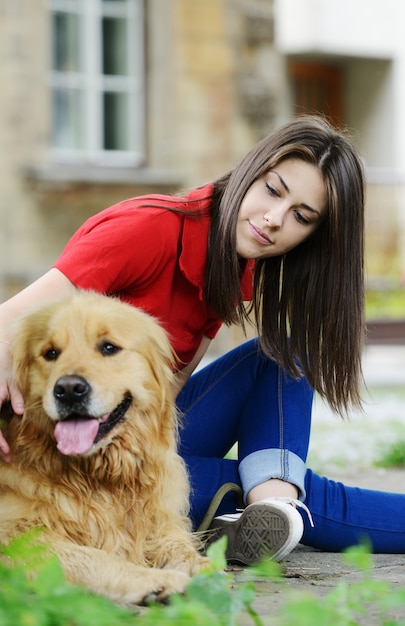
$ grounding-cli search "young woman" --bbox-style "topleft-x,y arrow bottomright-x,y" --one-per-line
0,116 -> 404,564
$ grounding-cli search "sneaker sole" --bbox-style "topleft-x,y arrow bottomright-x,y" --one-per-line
209,503 -> 303,565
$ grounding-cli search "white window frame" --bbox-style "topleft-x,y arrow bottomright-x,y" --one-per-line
48,0 -> 144,167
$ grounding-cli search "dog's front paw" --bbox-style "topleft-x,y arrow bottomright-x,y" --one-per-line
169,553 -> 211,577
141,569 -> 190,605
187,554 -> 211,575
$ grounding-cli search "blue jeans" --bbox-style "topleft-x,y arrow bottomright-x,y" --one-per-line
177,338 -> 405,553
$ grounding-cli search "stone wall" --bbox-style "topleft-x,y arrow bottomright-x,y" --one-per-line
0,0 -> 282,303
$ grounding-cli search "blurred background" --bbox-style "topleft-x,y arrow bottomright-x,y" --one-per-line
1,1 -> 405,452
1,0 -> 405,346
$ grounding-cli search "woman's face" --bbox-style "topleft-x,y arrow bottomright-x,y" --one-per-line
236,158 -> 327,259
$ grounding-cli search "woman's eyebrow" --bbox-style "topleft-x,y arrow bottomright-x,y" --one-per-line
273,170 -> 321,216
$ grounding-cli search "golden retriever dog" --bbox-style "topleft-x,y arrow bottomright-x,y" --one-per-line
0,291 -> 209,605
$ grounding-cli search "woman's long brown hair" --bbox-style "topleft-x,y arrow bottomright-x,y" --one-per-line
206,116 -> 365,415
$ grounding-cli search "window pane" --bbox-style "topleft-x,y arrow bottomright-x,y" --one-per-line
52,11 -> 81,72
102,17 -> 127,75
52,88 -> 84,149
50,0 -> 143,158
103,92 -> 128,150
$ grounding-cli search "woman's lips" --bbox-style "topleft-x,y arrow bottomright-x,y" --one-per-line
248,221 -> 274,245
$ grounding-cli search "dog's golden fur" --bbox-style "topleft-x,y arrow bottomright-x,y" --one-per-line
0,291 -> 209,604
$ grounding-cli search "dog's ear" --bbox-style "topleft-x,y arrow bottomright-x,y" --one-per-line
10,306 -> 53,395
145,325 -> 176,388
137,316 -> 176,403
119,307 -> 176,393
10,315 -> 36,395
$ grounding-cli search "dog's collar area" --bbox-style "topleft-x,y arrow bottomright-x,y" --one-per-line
94,393 -> 133,443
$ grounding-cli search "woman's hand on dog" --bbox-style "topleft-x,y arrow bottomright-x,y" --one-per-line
0,431 -> 11,463
0,373 -> 24,463
0,341 -> 25,462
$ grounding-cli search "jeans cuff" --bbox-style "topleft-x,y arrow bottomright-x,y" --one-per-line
239,448 -> 307,503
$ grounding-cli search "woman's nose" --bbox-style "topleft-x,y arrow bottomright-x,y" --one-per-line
263,204 -> 287,228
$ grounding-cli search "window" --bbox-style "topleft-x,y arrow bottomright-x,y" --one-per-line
288,60 -> 343,127
49,0 -> 144,165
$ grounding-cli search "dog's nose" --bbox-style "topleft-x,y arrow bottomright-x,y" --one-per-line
53,375 -> 91,404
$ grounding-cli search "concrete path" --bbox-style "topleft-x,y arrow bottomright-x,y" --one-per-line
235,539 -> 405,625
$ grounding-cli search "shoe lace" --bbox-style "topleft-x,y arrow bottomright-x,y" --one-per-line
237,496 -> 315,528
268,497 -> 315,527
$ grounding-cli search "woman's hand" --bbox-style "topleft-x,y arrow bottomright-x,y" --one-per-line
0,343 -> 25,462
0,430 -> 11,463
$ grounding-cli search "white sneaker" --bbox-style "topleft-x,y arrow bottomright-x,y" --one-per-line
208,497 -> 313,564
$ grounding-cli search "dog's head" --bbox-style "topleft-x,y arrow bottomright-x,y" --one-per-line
11,291 -> 176,457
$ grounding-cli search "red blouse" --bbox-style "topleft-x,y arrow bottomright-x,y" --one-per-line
54,184 -> 254,368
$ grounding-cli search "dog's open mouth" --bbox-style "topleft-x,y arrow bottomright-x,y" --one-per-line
54,393 -> 132,456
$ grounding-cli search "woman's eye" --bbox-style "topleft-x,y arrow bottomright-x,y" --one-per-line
295,211 -> 310,225
265,182 -> 279,197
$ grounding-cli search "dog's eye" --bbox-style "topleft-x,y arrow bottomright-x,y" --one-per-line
42,348 -> 59,361
99,342 -> 122,357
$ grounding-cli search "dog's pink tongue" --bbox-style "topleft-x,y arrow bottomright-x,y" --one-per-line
54,418 -> 99,455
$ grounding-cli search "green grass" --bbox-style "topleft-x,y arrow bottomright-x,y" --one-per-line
366,288 -> 405,320
2,531 -> 405,625
0,529 -> 136,626
375,440 -> 405,468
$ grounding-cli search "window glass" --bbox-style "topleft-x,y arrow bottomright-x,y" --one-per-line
52,11 -> 81,72
49,0 -> 143,162
102,17 -> 128,75
103,92 -> 128,150
52,88 -> 84,149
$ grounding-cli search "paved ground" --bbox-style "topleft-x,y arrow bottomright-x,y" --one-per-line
231,467 -> 405,625
233,345 -> 405,624
235,540 -> 405,625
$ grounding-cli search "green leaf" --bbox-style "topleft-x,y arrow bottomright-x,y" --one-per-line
31,555 -> 66,596
281,592 -> 343,626
342,542 -> 374,573
205,536 -> 228,571
1,527 -> 49,569
248,556 -> 282,580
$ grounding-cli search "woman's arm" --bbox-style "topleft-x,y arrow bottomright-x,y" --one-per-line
172,336 -> 212,400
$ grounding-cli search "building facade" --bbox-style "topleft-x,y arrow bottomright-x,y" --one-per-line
0,0 -> 404,349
